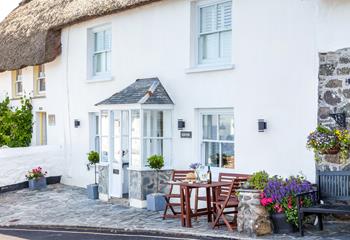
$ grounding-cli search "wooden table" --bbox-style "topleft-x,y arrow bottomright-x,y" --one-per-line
170,181 -> 231,228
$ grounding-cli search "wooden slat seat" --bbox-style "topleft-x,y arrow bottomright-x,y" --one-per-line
298,170 -> 350,236
211,173 -> 250,231
163,170 -> 194,219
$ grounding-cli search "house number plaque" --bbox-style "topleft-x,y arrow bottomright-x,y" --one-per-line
180,131 -> 192,138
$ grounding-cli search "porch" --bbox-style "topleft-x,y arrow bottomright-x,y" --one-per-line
1,184 -> 350,240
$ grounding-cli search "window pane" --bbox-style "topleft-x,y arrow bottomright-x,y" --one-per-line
217,1 -> 232,31
105,51 -> 111,72
202,142 -> 220,167
104,30 -> 112,51
101,112 -> 109,136
143,110 -> 164,138
94,53 -> 103,73
101,136 -> 109,162
199,33 -> 219,62
219,114 -> 234,141
39,78 -> 46,92
95,115 -> 99,135
220,30 -> 232,59
131,110 -> 140,138
131,138 -> 140,167
200,5 -> 216,33
203,114 -> 217,140
94,136 -> 100,153
94,32 -> 104,51
222,142 -> 234,168
16,82 -> 23,94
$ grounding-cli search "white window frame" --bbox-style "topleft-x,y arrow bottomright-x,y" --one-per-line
87,24 -> 112,81
199,108 -> 234,168
89,112 -> 100,153
142,110 -> 172,168
195,0 -> 233,68
38,65 -> 46,94
15,69 -> 23,96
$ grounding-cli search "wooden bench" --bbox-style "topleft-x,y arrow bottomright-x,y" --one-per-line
297,170 -> 350,236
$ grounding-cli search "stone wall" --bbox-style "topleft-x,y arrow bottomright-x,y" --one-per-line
129,169 -> 172,201
318,48 -> 350,171
98,165 -> 109,196
237,189 -> 272,237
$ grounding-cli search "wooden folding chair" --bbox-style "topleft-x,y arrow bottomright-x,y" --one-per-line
163,170 -> 194,219
212,173 -> 249,231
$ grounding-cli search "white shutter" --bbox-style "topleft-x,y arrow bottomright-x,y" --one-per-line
217,1 -> 232,31
200,5 -> 217,33
104,29 -> 112,51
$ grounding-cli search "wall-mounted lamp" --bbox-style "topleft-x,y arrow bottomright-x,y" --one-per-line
329,112 -> 346,128
178,119 -> 185,130
74,120 -> 80,128
258,119 -> 267,132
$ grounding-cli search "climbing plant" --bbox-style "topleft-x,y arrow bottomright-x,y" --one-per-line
0,96 -> 33,148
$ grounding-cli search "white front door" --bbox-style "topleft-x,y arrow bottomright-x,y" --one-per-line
110,110 -> 129,198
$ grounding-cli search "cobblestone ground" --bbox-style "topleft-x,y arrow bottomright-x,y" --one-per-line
0,184 -> 350,240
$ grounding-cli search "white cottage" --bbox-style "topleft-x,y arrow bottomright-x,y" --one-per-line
1,0 -> 350,207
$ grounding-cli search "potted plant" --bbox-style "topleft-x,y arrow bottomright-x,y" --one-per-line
307,125 -> 350,163
260,176 -> 313,234
146,154 -> 166,211
244,170 -> 269,190
26,167 -> 47,190
87,151 -> 99,200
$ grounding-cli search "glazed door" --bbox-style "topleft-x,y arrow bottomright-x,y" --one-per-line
110,110 -> 129,198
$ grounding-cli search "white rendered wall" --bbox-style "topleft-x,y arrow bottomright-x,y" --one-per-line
0,146 -> 64,186
56,0 -> 319,187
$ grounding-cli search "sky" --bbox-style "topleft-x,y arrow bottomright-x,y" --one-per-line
0,0 -> 21,21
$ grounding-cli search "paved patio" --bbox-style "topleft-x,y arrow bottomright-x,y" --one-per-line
0,184 -> 350,240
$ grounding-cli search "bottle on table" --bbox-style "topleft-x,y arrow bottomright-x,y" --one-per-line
207,166 -> 212,184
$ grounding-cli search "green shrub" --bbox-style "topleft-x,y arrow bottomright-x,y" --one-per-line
147,155 -> 164,171
248,170 -> 270,190
88,151 -> 100,165
0,96 -> 33,148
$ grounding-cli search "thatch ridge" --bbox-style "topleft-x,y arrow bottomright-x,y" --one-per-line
0,0 -> 161,72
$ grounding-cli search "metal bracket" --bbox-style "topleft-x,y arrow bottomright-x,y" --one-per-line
329,112 -> 347,128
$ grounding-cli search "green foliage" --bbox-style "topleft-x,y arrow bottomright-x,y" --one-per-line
147,155 -> 164,171
248,170 -> 270,190
0,96 -> 33,148
87,151 -> 100,165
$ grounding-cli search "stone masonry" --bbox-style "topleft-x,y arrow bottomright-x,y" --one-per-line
237,189 -> 272,237
318,48 -> 350,171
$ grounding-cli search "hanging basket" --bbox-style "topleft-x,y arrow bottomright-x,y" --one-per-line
321,146 -> 340,155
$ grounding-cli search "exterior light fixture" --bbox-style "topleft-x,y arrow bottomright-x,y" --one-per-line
74,120 -> 80,128
178,119 -> 185,130
258,119 -> 267,132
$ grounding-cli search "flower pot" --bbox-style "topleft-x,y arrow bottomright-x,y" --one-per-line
87,184 -> 99,200
28,177 -> 47,190
147,193 -> 166,211
271,213 -> 296,234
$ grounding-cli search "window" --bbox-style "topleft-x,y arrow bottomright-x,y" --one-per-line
89,113 -> 100,153
88,25 -> 112,79
36,112 -> 47,145
143,110 -> 172,168
12,69 -> 23,97
200,111 -> 234,168
197,0 -> 232,65
33,65 -> 46,96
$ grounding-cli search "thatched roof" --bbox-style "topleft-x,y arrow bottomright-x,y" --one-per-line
0,0 -> 161,72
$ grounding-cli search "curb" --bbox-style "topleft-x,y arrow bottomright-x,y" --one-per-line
0,224 -> 244,240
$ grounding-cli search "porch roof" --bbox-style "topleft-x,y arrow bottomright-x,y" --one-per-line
95,78 -> 173,106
